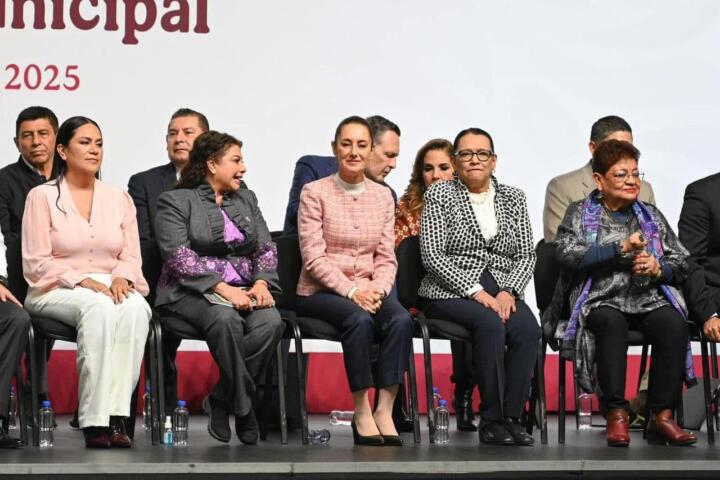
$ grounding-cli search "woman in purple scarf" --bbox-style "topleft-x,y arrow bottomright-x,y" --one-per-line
547,139 -> 696,447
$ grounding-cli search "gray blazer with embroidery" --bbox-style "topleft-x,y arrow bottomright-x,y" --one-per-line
154,183 -> 279,307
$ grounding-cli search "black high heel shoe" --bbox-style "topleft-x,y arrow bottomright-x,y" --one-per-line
351,418 -> 384,446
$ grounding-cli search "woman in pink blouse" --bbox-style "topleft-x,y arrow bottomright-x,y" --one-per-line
22,117 -> 151,449
297,116 -> 414,446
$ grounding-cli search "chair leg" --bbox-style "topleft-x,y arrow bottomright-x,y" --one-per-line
418,320 -> 435,444
700,339 -> 715,444
536,339 -> 548,444
712,343 -> 719,378
259,347 -> 275,442
638,344 -> 649,393
27,325 -> 40,447
407,340 -> 420,444
16,364 -> 28,446
276,342 -> 288,445
154,319 -> 167,444
558,356 -> 566,444
146,324 -> 161,445
572,372 -> 580,431
290,321 -> 309,445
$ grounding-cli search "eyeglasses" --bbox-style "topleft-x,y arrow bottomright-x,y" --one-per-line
454,149 -> 495,163
609,171 -> 644,183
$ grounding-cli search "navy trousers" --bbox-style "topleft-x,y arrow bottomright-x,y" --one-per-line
296,293 -> 413,392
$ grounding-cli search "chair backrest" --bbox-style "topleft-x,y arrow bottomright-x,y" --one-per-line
533,240 -> 561,313
396,236 -> 426,309
275,233 -> 302,310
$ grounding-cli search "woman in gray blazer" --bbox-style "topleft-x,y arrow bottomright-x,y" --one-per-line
154,131 -> 283,445
419,128 -> 539,446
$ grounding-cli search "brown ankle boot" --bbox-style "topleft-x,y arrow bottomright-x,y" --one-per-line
606,408 -> 630,447
647,409 -> 697,446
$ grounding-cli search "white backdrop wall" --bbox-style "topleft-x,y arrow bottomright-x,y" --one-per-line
2,0 -> 719,352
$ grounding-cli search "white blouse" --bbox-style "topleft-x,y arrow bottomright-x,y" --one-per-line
467,183 -> 498,241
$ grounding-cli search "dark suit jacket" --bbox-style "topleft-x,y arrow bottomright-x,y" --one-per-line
128,163 -> 178,301
0,157 -> 59,300
282,155 -> 337,235
679,172 -> 720,323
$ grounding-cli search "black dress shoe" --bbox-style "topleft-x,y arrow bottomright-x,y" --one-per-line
504,417 -> 534,446
351,418 -> 384,446
392,395 -> 415,433
235,409 -> 259,445
69,409 -> 80,429
478,420 -> 514,445
454,385 -> 477,432
203,396 -> 231,443
0,431 -> 23,449
109,417 -> 132,448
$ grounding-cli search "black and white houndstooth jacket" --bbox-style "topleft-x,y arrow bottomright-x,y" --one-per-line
418,177 -> 536,300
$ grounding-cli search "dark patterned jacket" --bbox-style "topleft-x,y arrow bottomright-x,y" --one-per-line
418,177 -> 535,300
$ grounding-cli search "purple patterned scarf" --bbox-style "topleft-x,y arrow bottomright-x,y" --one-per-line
564,190 -> 695,383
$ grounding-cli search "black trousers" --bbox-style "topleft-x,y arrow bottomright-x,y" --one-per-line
0,302 -> 30,419
586,306 -> 688,412
296,293 -> 413,392
158,294 -> 283,417
422,274 -> 539,422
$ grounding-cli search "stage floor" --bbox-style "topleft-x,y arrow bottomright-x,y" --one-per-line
2,415 -> 720,479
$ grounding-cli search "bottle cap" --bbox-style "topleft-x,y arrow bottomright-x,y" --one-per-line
439,399 -> 447,407
432,387 -> 439,393
164,416 -> 172,427
42,400 -> 51,408
10,386 -> 15,394
177,400 -> 186,407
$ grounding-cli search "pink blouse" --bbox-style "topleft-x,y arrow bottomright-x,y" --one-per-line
22,180 -> 149,295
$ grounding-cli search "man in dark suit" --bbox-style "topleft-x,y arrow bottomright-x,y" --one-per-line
679,173 -> 720,339
0,106 -> 60,413
282,115 -> 400,235
128,108 -> 210,411
0,106 -> 60,302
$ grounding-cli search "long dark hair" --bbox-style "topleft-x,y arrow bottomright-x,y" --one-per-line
399,138 -> 453,214
175,131 -> 243,189
49,116 -> 102,213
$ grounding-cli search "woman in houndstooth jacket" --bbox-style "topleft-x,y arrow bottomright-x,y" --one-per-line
419,127 -> 539,446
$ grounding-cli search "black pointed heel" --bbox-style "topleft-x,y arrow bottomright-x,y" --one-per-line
351,419 -> 384,446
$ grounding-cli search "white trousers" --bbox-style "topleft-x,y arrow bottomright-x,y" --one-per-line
25,273 -> 151,428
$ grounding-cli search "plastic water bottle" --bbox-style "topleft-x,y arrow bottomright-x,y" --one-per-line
39,401 -> 54,448
163,415 -> 173,445
306,429 -> 331,445
577,393 -> 592,430
435,399 -> 449,445
142,387 -> 152,431
7,386 -> 17,432
328,410 -> 353,426
173,400 -> 189,447
431,387 -> 442,424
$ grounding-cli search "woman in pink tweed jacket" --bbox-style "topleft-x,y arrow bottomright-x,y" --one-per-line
296,116 -> 413,446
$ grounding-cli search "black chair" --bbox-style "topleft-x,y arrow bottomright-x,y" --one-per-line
395,236 -> 547,444
274,233 -> 421,445
25,315 -> 157,445
152,311 -> 288,445
535,240 -> 714,444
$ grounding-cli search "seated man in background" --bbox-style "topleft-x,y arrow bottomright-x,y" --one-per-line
128,108 -> 210,413
679,172 -> 720,339
282,115 -> 401,235
543,115 -> 656,242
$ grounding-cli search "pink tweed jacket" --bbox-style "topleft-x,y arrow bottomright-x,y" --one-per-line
297,175 -> 397,297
